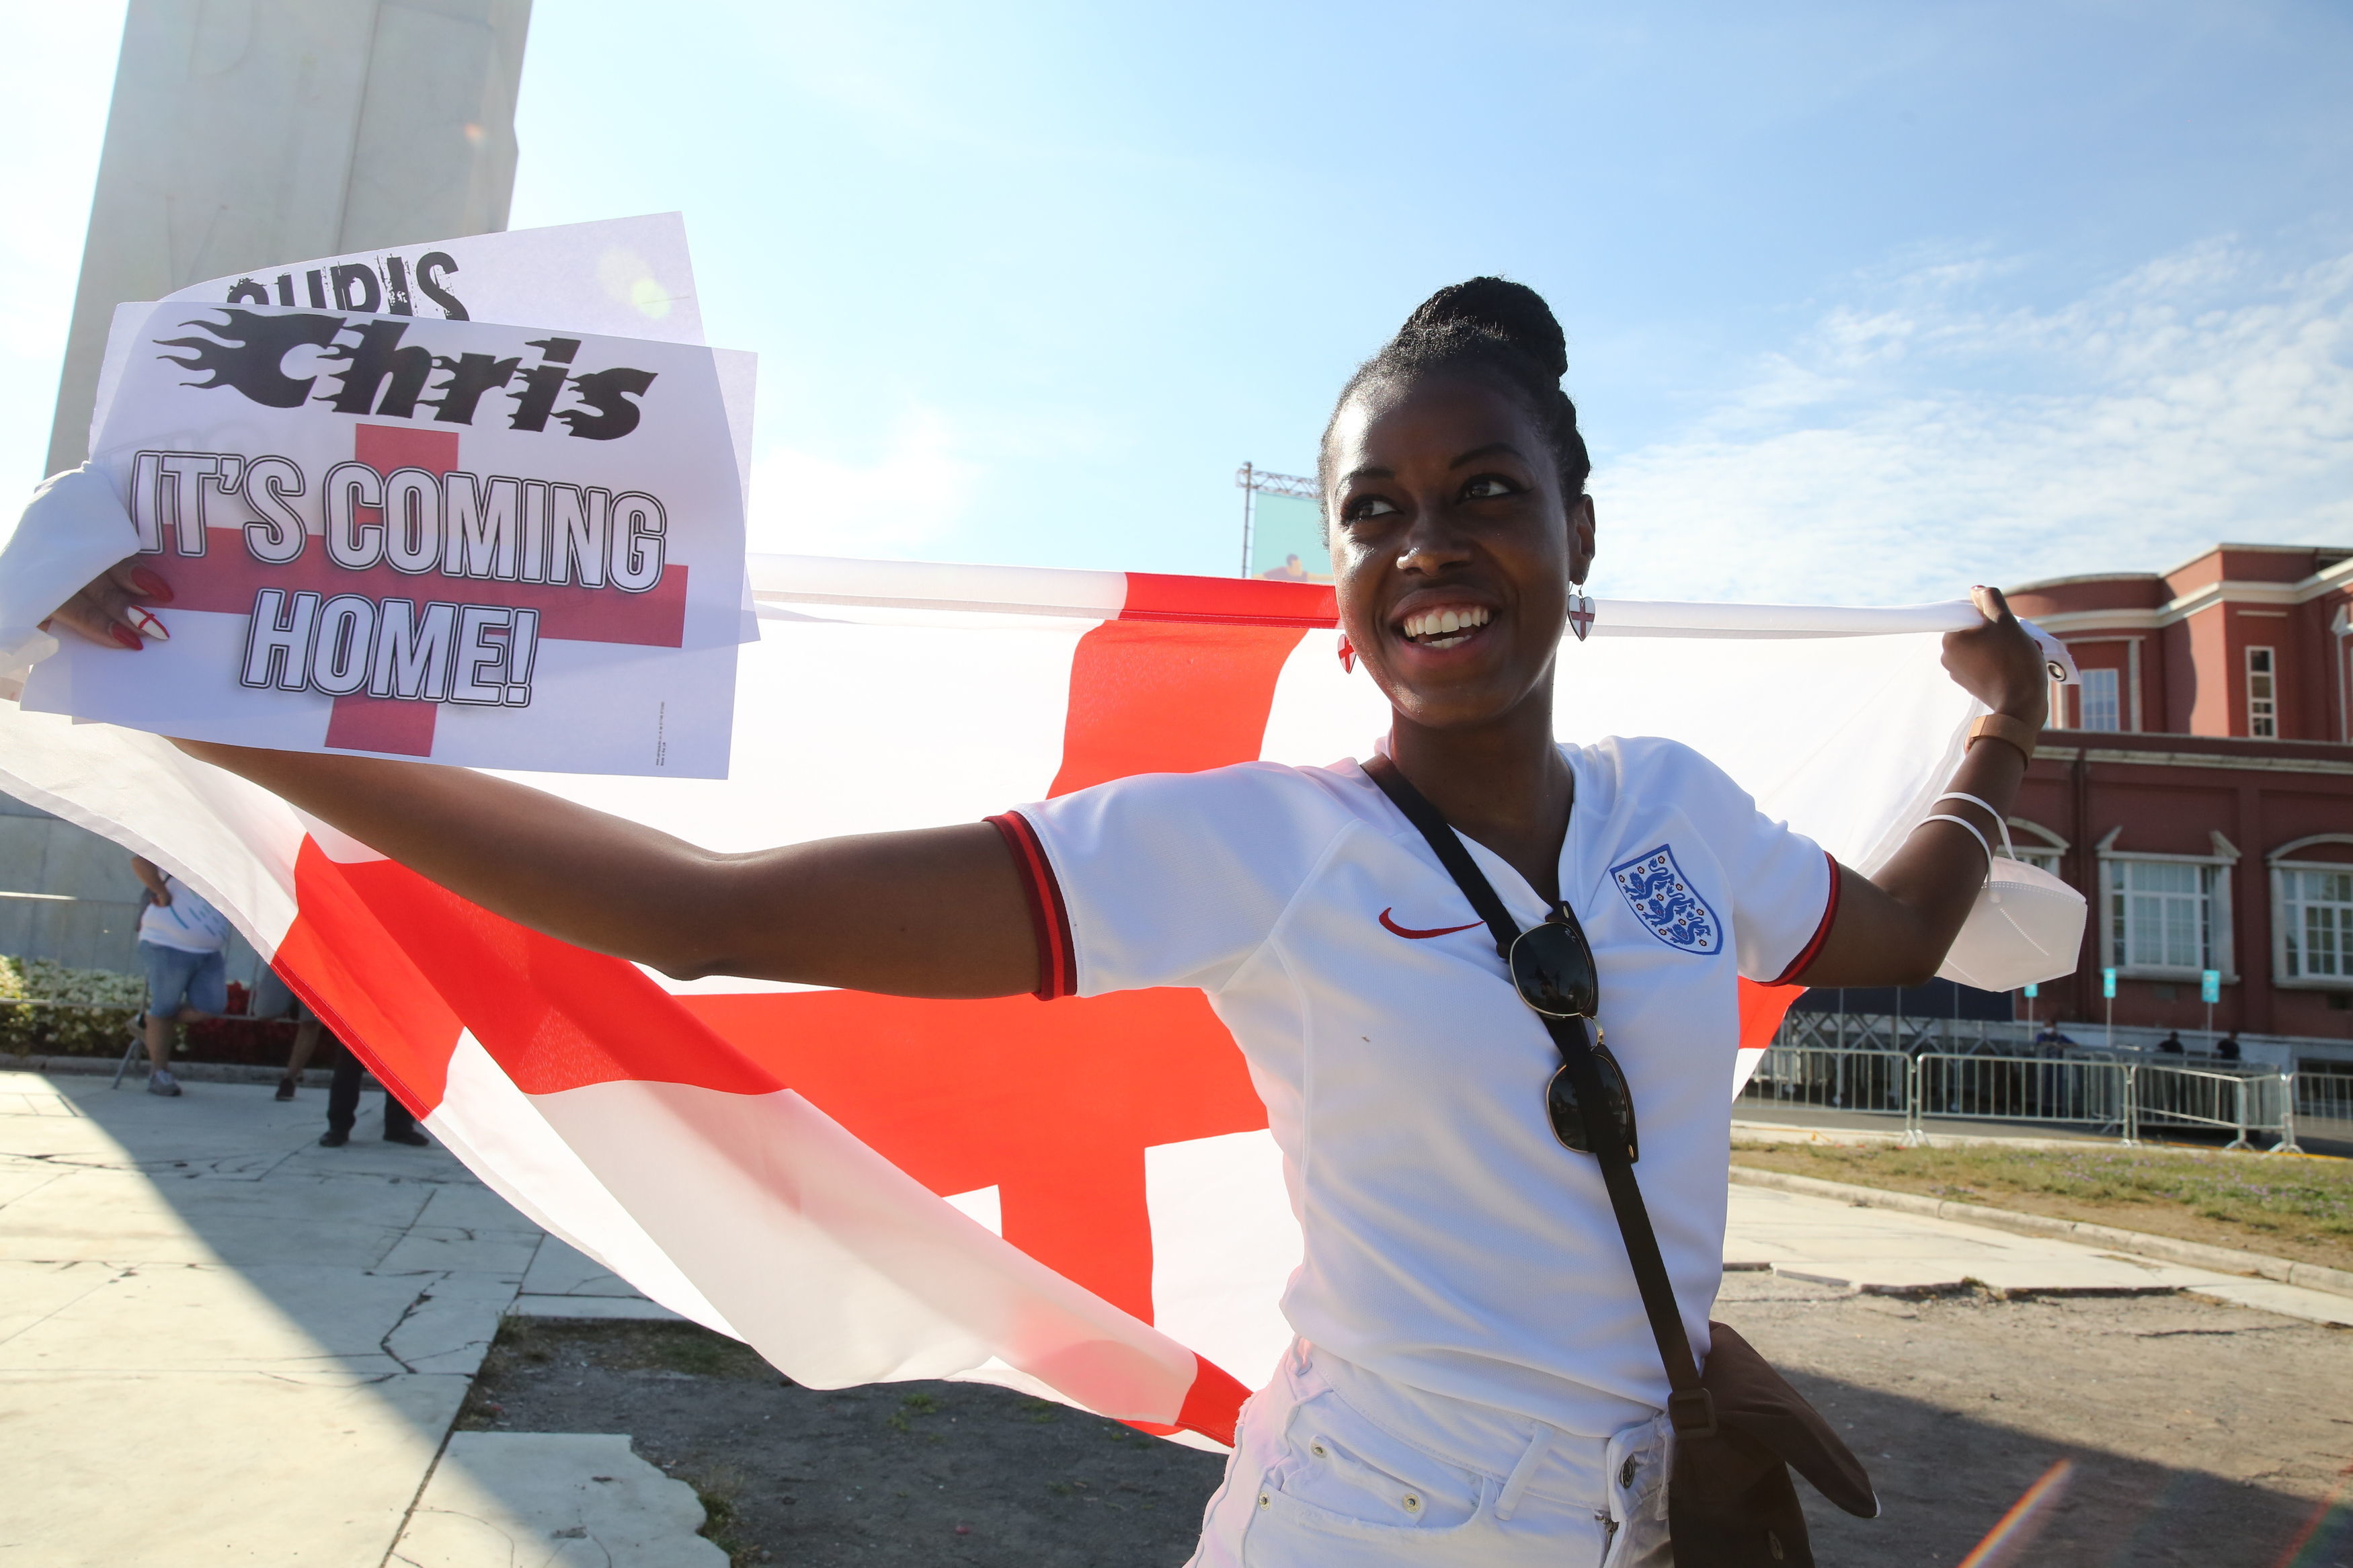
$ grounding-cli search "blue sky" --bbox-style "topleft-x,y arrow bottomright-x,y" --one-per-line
5,1 -> 2351,604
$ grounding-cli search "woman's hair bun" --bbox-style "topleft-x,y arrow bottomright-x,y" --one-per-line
1401,278 -> 1567,381
1322,273 -> 1591,503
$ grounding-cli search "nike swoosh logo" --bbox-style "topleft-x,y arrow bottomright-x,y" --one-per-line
1380,908 -> 1483,940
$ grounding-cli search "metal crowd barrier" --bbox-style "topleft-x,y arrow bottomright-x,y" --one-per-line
1911,1053 -> 2132,1141
1739,1042 -> 2305,1150
2132,1063 -> 2291,1150
1737,1046 -> 1912,1116
2294,1073 -> 2352,1149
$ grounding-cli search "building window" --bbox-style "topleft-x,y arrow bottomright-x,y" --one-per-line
2108,858 -> 2221,973
2007,819 -> 2067,876
2279,866 -> 2353,981
2079,667 -> 2120,732
2247,646 -> 2276,737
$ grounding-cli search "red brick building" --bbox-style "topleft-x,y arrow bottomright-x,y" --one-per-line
2005,544 -> 2353,1053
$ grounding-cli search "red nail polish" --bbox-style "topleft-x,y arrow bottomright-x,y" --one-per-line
111,624 -> 143,651
130,569 -> 175,603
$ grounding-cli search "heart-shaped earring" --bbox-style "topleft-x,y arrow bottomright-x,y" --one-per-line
1337,635 -> 1356,673
1566,584 -> 1595,643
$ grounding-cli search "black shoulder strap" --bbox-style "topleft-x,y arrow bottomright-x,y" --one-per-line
1361,755 -> 1519,960
1361,753 -> 1717,1436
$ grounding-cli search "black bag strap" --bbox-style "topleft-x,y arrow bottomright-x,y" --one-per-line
1362,753 -> 1718,1438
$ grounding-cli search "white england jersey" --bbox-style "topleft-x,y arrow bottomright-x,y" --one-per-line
1005,737 -> 1834,1435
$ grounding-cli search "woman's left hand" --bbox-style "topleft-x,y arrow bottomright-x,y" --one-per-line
1940,585 -> 2049,727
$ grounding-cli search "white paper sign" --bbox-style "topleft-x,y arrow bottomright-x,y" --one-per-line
169,212 -> 703,339
86,216 -> 756,524
26,301 -> 747,778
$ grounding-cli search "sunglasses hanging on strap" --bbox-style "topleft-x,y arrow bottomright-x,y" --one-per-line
1363,754 -> 1878,1568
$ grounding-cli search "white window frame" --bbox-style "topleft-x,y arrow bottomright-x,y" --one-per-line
2096,826 -> 2237,982
2246,645 -> 2277,738
2269,833 -> 2353,991
2078,667 -> 2121,733
2055,634 -> 2143,732
2007,817 -> 2068,877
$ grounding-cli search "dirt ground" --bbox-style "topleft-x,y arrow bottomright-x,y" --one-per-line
1714,1273 -> 2353,1567
461,1278 -> 2353,1567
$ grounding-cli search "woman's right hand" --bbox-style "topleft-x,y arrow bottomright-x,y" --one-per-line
43,559 -> 173,651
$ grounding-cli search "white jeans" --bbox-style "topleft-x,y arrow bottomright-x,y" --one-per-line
1187,1342 -> 1673,1568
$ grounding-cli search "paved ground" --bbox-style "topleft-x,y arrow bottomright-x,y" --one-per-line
1724,1179 -> 2353,1325
3,1068 -> 2348,1565
0,1069 -> 684,1567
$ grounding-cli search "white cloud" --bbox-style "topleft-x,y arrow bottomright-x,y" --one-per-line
1595,241 -> 2353,606
746,408 -> 976,559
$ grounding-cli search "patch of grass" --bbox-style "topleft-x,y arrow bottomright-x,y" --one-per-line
887,1389 -> 944,1434
690,1464 -> 765,1567
457,1320 -> 779,1434
657,1333 -> 741,1377
1730,1140 -> 2353,1270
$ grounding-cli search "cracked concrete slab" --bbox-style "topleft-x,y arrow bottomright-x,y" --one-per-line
0,1257 -> 124,1346
0,1072 -> 698,1564
0,1368 -> 470,1565
391,1432 -> 727,1568
388,1270 -> 530,1374
509,1292 -> 688,1321
378,1223 -> 545,1278
0,1258 -> 446,1375
520,1235 -> 642,1298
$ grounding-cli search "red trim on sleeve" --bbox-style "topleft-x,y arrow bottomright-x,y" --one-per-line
1766,851 -> 1842,987
986,811 -> 1077,1001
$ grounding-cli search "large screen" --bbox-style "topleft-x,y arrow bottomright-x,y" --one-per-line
1248,491 -> 1330,583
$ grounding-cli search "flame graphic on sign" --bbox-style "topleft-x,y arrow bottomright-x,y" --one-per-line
154,310 -> 346,409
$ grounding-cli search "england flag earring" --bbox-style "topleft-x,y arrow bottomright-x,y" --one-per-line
1566,581 -> 1596,642
1337,635 -> 1356,673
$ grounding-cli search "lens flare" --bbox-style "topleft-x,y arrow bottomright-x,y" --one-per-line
2268,1464 -> 2353,1568
1957,1459 -> 2075,1568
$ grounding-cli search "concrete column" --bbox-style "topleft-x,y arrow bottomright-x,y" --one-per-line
45,0 -> 532,477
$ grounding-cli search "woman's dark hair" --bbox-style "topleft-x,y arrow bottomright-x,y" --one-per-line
1320,277 -> 1591,507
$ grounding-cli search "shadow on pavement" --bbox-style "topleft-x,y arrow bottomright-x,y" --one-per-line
1783,1370 -> 2348,1567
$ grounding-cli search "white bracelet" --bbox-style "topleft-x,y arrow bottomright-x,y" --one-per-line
1931,791 -> 2019,860
1921,813 -> 1994,877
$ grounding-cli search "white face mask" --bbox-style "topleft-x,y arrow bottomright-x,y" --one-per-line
1921,797 -> 2087,993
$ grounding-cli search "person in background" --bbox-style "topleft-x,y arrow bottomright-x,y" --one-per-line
274,993 -> 320,1100
2215,1033 -> 2242,1062
129,855 -> 229,1097
2158,1030 -> 2186,1054
268,984 -> 427,1146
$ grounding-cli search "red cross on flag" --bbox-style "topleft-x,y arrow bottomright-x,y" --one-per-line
0,548 -> 1997,1449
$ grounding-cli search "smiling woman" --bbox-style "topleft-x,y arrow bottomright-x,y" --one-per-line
40,276 -> 2050,1568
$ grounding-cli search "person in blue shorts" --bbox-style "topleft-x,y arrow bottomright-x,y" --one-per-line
130,854 -> 229,1097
